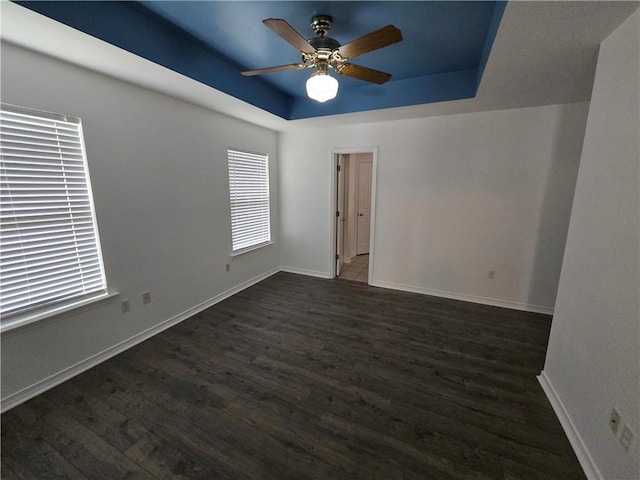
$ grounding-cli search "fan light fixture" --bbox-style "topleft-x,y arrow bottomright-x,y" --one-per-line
306,70 -> 338,102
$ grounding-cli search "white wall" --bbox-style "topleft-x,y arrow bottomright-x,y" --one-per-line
280,102 -> 589,312
541,9 -> 639,480
1,42 -> 280,409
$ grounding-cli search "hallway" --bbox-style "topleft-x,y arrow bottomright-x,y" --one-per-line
337,254 -> 368,283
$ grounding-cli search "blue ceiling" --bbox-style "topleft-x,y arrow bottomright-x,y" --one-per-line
15,1 -> 506,120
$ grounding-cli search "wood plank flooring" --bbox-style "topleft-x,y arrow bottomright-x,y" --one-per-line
1,272 -> 586,479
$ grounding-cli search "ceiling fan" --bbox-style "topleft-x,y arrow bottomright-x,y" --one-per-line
241,16 -> 403,103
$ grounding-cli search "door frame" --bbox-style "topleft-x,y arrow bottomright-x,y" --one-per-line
330,146 -> 378,283
335,153 -> 346,276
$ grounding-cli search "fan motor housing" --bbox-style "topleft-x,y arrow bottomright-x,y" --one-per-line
308,36 -> 340,51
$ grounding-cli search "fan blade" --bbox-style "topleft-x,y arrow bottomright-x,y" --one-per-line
338,63 -> 392,84
242,63 -> 306,76
338,25 -> 402,59
263,18 -> 316,54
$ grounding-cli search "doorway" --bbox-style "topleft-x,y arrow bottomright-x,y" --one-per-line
332,148 -> 377,283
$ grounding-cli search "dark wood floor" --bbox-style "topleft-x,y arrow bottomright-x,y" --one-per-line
1,272 -> 585,480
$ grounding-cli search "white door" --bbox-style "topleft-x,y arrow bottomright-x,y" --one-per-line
336,155 -> 345,275
356,160 -> 372,255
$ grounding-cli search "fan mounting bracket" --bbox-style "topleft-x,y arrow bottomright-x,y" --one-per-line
310,15 -> 332,36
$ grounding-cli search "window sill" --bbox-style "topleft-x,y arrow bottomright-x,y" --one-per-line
0,292 -> 119,335
230,241 -> 273,258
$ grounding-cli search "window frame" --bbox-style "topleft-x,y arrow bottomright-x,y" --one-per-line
0,103 -> 108,328
226,147 -> 272,256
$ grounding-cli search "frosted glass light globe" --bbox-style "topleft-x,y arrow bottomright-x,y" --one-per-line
306,72 -> 339,102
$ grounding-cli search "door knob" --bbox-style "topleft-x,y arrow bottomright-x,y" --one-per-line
358,213 -> 364,216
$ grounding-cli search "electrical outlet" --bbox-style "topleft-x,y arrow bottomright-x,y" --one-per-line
620,425 -> 635,453
488,270 -> 495,279
142,291 -> 151,305
226,263 -> 230,272
120,299 -> 130,313
610,408 -> 621,434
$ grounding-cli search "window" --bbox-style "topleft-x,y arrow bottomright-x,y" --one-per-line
0,104 -> 107,322
227,148 -> 271,254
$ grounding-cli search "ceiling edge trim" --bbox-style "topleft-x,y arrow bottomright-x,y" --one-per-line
476,0 -> 508,88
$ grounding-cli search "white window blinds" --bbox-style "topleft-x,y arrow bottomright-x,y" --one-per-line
0,104 -> 107,319
227,148 -> 271,253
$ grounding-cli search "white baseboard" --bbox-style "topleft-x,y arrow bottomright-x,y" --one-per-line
279,266 -> 331,279
370,279 -> 554,315
538,371 -> 601,480
0,268 -> 280,412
